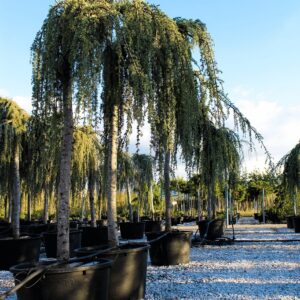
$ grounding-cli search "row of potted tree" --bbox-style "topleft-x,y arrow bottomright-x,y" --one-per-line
1,0 -> 296,299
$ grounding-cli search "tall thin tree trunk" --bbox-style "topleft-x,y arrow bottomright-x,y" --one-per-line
149,183 -> 154,220
207,185 -> 212,219
80,189 -> 85,222
197,187 -> 201,221
126,178 -> 133,222
43,185 -> 49,224
57,67 -> 73,262
4,196 -> 8,220
225,184 -> 229,227
294,187 -> 298,216
8,195 -> 12,223
107,104 -> 119,246
96,182 -> 102,220
12,143 -> 21,239
164,150 -> 172,231
27,192 -> 31,221
88,174 -> 96,228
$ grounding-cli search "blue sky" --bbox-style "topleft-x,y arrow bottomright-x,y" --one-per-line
1,0 -> 300,174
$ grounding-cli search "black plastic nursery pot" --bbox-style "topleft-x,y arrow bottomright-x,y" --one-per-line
10,259 -> 112,300
293,216 -> 300,233
197,219 -> 225,240
43,229 -> 82,258
79,226 -> 108,247
28,224 -> 50,235
0,235 -> 41,270
146,230 -> 192,266
119,222 -> 145,239
75,243 -> 150,300
286,216 -> 294,229
144,220 -> 162,233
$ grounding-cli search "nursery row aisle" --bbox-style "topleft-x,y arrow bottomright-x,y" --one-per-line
1,219 -> 300,300
146,220 -> 300,299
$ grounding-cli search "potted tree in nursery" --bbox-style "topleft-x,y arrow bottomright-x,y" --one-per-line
72,126 -> 108,247
277,141 -> 300,231
7,2 -> 115,299
0,97 -> 41,271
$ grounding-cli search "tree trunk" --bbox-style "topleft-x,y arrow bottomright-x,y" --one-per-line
8,195 -> 12,223
80,189 -> 85,222
43,185 -> 49,224
88,173 -> 96,228
149,184 -> 154,220
12,143 -> 21,239
57,68 -> 73,262
107,104 -> 119,246
225,184 -> 229,227
27,193 -> 31,221
126,178 -> 133,222
4,196 -> 8,220
96,181 -> 102,220
207,185 -> 212,219
164,150 -> 172,231
197,187 -> 201,221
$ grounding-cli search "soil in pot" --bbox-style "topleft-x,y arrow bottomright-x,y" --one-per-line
0,235 -> 41,270
119,222 -> 145,239
79,226 -> 108,247
146,230 -> 192,266
293,216 -> 300,233
75,243 -> 149,300
43,230 -> 82,258
10,259 -> 112,300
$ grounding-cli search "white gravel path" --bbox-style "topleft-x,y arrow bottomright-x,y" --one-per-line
146,220 -> 300,299
1,218 -> 300,300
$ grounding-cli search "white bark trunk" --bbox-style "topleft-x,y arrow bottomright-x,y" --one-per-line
197,187 -> 201,221
80,189 -> 85,222
57,71 -> 73,261
27,193 -> 31,221
126,178 -> 133,222
149,184 -> 154,220
12,143 -> 21,239
88,174 -> 96,227
43,185 -> 49,224
107,104 -> 119,246
164,151 -> 172,231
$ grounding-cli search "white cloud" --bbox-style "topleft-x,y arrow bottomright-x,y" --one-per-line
230,86 -> 300,172
13,96 -> 32,114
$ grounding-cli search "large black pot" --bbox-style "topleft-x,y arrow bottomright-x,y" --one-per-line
43,230 -> 82,258
197,219 -> 225,240
0,235 -> 41,270
10,259 -> 112,300
293,216 -> 300,233
286,216 -> 294,229
75,243 -> 149,300
28,224 -> 50,235
144,220 -> 162,233
79,226 -> 108,247
146,230 -> 192,266
119,222 -> 145,239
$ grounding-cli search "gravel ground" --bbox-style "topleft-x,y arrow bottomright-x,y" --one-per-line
1,218 -> 300,300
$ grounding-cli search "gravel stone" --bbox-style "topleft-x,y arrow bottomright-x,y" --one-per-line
1,218 -> 300,300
